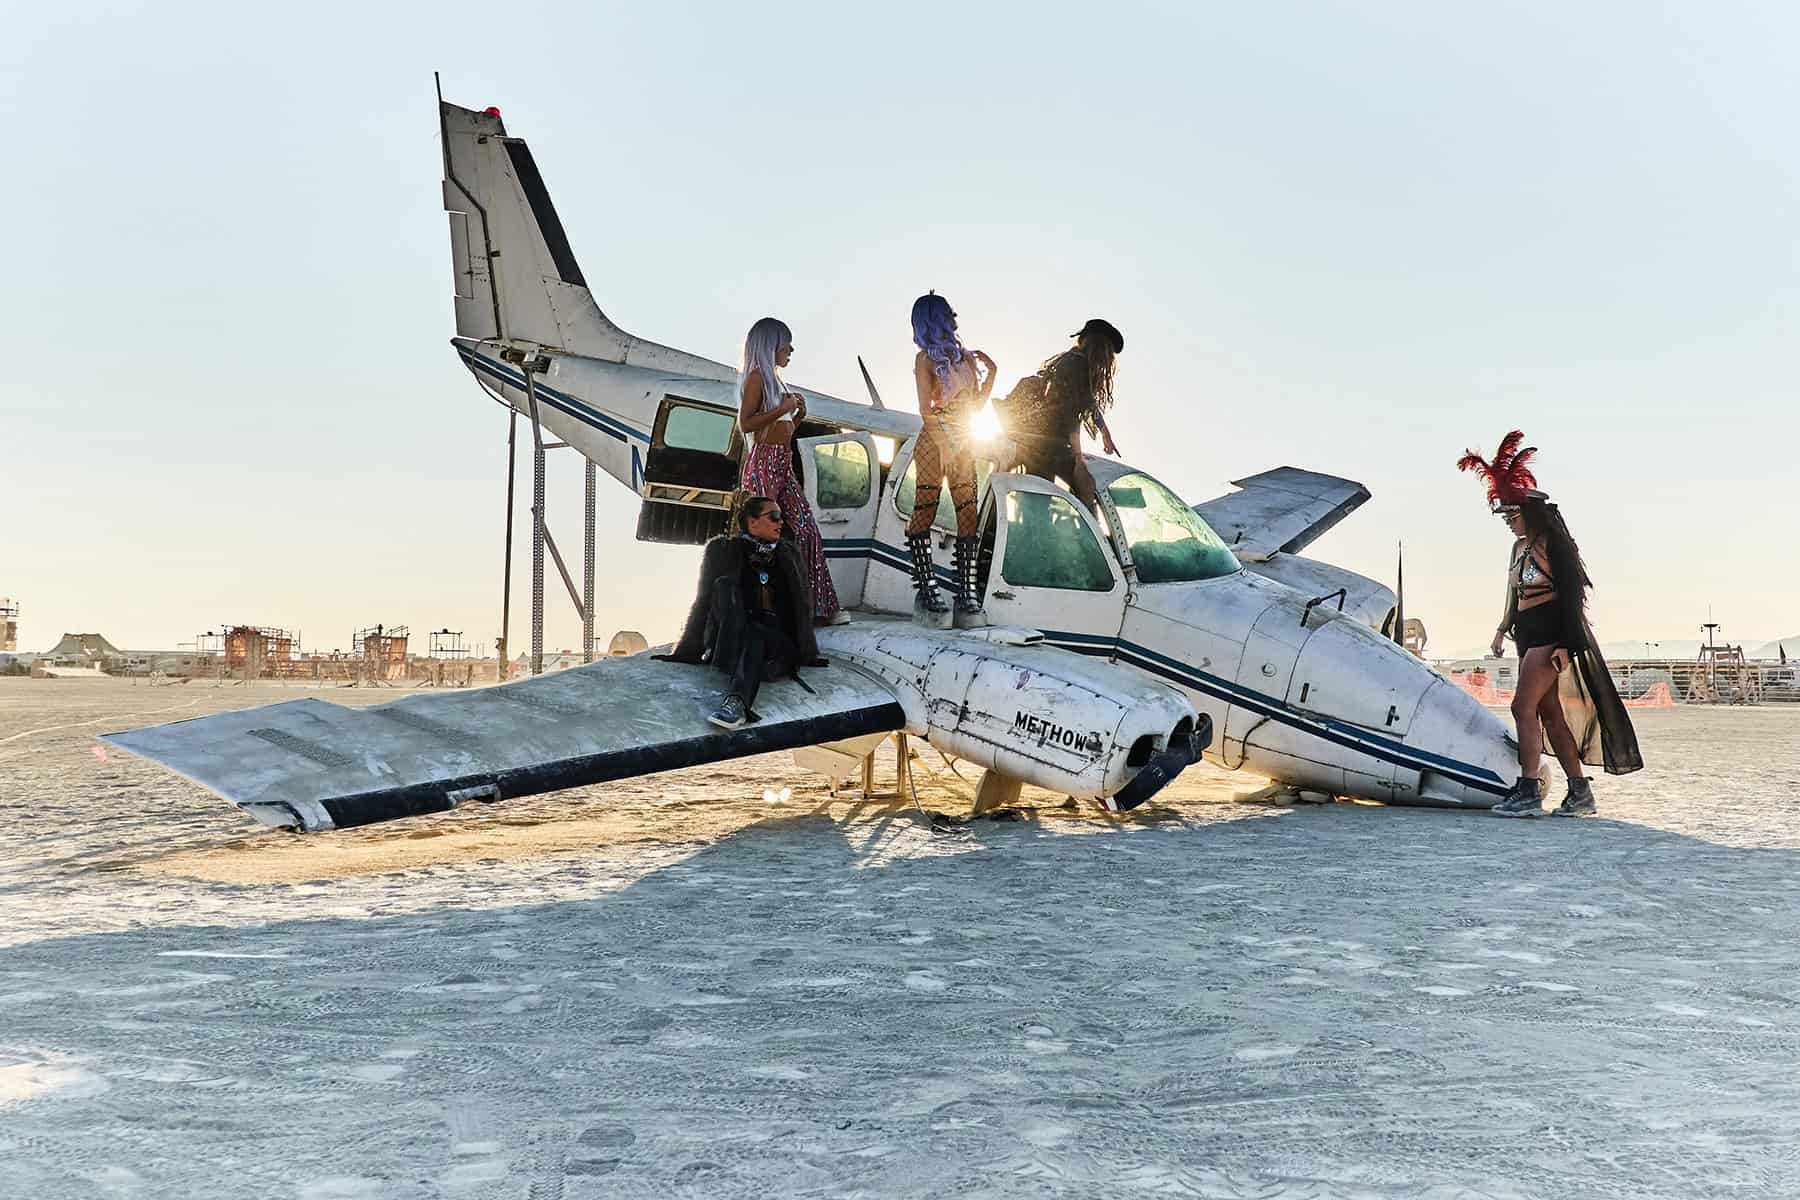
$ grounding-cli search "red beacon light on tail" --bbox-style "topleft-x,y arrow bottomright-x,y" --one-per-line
484,106 -> 501,117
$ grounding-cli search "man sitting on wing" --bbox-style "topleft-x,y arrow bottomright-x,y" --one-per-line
656,495 -> 826,730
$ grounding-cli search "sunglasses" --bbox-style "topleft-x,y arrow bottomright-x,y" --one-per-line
755,509 -> 784,523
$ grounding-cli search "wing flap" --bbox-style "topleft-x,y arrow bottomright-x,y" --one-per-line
101,658 -> 904,832
1194,467 -> 1370,561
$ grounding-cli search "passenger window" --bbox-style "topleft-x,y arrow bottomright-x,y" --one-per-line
814,440 -> 871,509
1000,491 -> 1115,592
661,402 -> 734,453
895,455 -> 994,533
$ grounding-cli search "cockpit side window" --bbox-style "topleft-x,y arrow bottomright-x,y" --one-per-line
1000,490 -> 1115,592
1106,473 -> 1240,583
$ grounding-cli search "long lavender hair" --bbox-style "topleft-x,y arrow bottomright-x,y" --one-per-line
738,317 -> 791,415
910,293 -> 966,394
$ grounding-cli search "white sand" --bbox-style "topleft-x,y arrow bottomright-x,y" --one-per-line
3,677 -> 1799,1197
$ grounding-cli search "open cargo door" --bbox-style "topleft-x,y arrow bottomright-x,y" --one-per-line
636,394 -> 742,544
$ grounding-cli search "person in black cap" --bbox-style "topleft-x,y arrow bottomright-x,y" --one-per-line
994,318 -> 1124,509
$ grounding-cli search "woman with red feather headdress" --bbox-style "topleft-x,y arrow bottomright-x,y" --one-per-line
1459,432 -> 1642,817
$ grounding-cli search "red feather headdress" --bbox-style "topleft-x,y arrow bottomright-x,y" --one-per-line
1457,430 -> 1540,509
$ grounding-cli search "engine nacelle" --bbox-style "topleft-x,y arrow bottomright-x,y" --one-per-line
821,626 -> 1206,800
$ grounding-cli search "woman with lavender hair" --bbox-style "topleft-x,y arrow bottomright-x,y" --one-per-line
735,317 -> 842,625
907,292 -> 996,625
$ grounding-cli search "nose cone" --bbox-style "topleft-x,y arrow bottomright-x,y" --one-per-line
1406,678 -> 1516,807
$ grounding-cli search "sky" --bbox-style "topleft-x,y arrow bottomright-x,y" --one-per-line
4,0 -> 1796,660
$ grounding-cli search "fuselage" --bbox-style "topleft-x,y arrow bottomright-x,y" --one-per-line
457,339 -> 1517,809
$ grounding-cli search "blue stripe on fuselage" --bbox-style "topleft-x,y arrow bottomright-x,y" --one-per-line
821,536 -> 1507,795
457,348 -> 649,446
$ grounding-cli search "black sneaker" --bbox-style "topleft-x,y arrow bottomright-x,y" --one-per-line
1552,778 -> 1597,817
708,695 -> 748,731
1492,778 -> 1543,818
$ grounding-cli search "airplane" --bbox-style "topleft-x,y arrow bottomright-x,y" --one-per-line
97,94 -> 1522,833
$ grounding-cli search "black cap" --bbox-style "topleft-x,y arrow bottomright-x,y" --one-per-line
1071,318 -> 1124,353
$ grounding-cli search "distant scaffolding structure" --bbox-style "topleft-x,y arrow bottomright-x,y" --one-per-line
423,627 -> 475,688
1688,623 -> 1762,704
216,625 -> 300,680
428,629 -> 469,659
357,624 -> 409,683
0,597 -> 17,652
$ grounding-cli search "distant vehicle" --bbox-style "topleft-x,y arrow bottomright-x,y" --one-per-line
98,95 -> 1517,832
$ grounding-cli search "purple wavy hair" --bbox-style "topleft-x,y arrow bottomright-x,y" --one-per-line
910,292 -> 965,390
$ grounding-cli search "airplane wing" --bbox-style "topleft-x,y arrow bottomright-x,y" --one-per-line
100,657 -> 904,832
1193,467 -> 1371,562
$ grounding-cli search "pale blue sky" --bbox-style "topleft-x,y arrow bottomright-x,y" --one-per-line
5,1 -> 1795,658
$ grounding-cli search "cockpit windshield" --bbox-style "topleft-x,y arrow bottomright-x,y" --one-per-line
1105,473 -> 1240,583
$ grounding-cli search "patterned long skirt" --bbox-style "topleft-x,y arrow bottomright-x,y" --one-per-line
741,441 -> 840,621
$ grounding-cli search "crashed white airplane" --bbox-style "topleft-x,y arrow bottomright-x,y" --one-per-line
100,96 -> 1519,832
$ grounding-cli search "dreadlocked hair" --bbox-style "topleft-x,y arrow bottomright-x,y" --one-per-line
1051,336 -> 1116,438
1079,337 -> 1116,439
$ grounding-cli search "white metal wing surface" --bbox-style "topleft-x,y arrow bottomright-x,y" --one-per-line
101,657 -> 904,832
1192,467 -> 1372,563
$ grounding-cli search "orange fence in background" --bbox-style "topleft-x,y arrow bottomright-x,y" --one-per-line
1446,673 -> 1675,709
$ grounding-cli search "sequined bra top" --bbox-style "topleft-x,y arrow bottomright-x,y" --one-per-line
1513,543 -> 1556,606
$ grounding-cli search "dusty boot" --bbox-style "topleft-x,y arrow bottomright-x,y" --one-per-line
952,535 -> 987,628
1552,776 -> 1597,817
1491,776 -> 1543,818
907,532 -> 951,627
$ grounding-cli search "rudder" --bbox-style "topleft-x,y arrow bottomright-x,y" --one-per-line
439,100 -> 627,356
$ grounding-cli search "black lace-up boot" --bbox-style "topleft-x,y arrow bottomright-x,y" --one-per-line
908,531 -> 950,626
952,536 -> 986,627
1491,775 -> 1543,818
1552,776 -> 1597,817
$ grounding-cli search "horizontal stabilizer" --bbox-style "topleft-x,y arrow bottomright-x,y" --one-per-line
1193,467 -> 1371,562
101,658 -> 904,832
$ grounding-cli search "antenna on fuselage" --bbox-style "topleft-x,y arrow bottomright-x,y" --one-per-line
1392,541 -> 1405,647
856,356 -> 885,410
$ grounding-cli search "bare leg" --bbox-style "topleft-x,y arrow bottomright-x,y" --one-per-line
1537,684 -> 1585,781
1069,464 -> 1100,513
1510,646 -> 1562,780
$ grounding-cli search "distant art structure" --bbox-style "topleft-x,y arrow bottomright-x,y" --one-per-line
1688,623 -> 1762,704
608,630 -> 648,657
356,624 -> 409,686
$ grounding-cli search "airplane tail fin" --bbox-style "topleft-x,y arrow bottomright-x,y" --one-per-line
436,93 -> 732,379
438,99 -> 626,355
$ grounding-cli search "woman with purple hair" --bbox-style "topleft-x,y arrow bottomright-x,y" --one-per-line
906,292 -> 995,625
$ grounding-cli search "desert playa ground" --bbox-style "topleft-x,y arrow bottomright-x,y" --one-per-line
3,677 -> 1799,1198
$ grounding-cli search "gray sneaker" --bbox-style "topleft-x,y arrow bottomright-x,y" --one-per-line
708,694 -> 748,730
1552,778 -> 1597,817
1492,778 -> 1543,818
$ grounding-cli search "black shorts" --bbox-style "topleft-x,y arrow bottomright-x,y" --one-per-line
1512,604 -> 1571,654
1016,437 -> 1078,487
